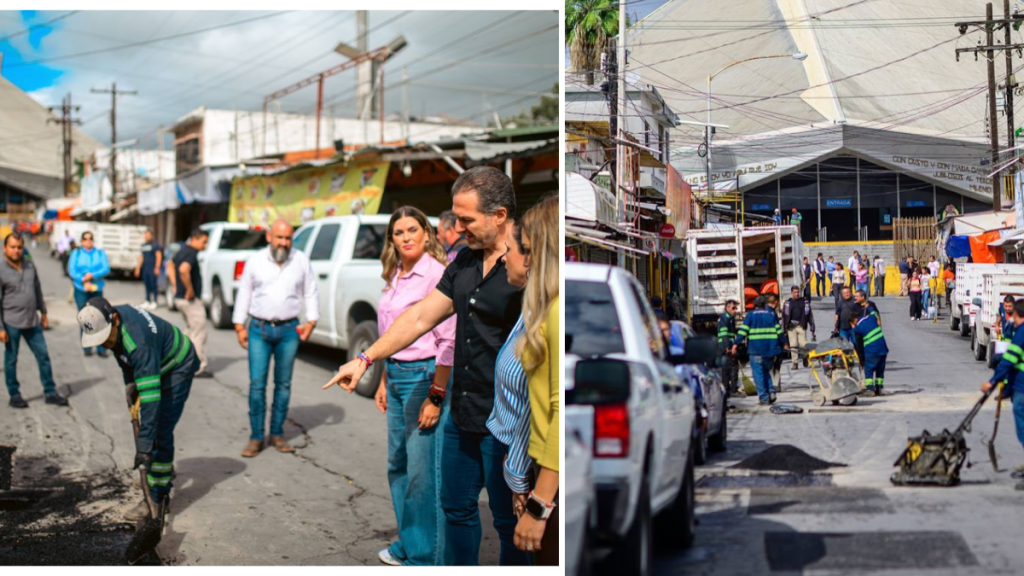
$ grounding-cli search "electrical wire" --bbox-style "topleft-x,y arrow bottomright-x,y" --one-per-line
0,10 -> 79,44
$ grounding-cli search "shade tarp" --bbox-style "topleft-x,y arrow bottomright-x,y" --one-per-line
464,140 -> 552,161
969,231 -> 1004,263
945,235 -> 972,259
566,172 -> 615,222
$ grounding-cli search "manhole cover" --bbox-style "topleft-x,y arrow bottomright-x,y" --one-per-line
698,474 -> 833,489
764,531 -> 978,572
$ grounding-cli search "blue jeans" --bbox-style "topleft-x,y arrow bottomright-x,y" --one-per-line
4,324 -> 57,398
839,328 -> 855,343
856,281 -> 868,294
922,289 -> 931,310
386,358 -> 446,566
814,273 -> 825,296
143,269 -> 158,303
73,289 -> 102,352
247,319 -> 300,440
1013,390 -> 1024,452
440,417 -> 530,566
749,355 -> 775,403
148,362 -> 195,502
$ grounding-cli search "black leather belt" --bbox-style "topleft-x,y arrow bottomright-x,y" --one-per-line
252,317 -> 298,326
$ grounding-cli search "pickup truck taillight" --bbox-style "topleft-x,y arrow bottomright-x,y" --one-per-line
234,261 -> 245,281
594,403 -> 630,458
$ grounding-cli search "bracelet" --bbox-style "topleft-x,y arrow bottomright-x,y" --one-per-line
428,383 -> 447,399
528,490 -> 556,509
357,352 -> 373,367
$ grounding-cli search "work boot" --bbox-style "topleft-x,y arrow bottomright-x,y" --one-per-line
9,395 -> 28,409
791,363 -> 799,371
241,439 -> 264,458
97,349 -> 109,358
45,393 -> 68,406
269,436 -> 295,453
124,498 -> 152,522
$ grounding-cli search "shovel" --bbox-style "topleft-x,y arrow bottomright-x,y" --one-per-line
988,386 -> 1003,473
125,404 -> 164,565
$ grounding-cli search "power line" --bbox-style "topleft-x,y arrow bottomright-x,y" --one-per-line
0,10 -> 79,44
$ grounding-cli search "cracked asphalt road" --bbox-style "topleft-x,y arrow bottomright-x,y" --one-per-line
0,252 -> 500,565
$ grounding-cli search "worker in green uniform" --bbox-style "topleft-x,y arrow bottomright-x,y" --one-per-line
717,300 -> 740,394
77,297 -> 199,519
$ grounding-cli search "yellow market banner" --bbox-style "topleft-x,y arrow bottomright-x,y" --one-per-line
229,161 -> 390,226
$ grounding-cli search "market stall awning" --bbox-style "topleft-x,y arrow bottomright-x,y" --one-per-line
71,200 -> 112,217
464,139 -> 553,162
567,172 -> 615,222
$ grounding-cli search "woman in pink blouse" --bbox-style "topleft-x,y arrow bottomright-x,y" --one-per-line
375,206 -> 456,566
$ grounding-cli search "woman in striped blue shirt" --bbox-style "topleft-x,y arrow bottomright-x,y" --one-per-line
485,214 -> 532,512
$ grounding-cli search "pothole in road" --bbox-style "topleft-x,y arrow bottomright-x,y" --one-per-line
698,474 -> 833,489
731,444 -> 846,474
764,531 -> 978,572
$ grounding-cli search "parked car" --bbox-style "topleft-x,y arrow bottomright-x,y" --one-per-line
668,321 -> 728,465
195,222 -> 269,329
566,262 -> 697,576
565,404 -> 595,576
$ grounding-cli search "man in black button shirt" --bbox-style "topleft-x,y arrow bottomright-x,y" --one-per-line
324,166 -> 526,566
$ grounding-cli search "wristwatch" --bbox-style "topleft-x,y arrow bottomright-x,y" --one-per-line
428,383 -> 446,407
525,491 -> 556,520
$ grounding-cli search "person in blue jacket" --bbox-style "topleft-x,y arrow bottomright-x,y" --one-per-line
732,296 -> 788,405
68,231 -> 111,357
996,295 -> 1016,343
851,307 -> 888,396
982,298 -> 1024,490
78,297 -> 198,517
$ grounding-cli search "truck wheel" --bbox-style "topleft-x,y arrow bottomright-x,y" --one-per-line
988,343 -> 999,369
950,310 -> 960,331
959,315 -> 970,337
693,427 -> 707,465
975,333 -> 987,361
655,451 -> 696,550
970,329 -> 977,352
210,285 -> 232,330
605,480 -> 652,576
348,321 -> 384,398
166,286 -> 177,311
708,402 -> 727,452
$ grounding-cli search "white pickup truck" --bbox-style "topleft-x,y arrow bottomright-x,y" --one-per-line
49,221 -> 147,275
971,271 -> 1024,366
187,222 -> 269,327
566,262 -> 697,576
951,263 -> 1020,337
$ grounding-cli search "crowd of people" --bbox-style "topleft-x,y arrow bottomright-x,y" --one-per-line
2,166 -> 559,566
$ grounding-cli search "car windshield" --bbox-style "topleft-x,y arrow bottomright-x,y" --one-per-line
219,230 -> 269,250
566,280 -> 625,357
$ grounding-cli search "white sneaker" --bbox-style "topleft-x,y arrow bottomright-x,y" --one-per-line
378,548 -> 402,566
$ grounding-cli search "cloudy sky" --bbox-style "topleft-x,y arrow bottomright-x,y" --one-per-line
0,10 -> 558,146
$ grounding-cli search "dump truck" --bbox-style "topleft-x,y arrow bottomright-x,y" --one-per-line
685,225 -> 804,331
971,271 -> 1024,366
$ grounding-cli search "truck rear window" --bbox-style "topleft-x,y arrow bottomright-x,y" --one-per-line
567,280 -> 625,357
219,230 -> 269,251
353,225 -> 387,260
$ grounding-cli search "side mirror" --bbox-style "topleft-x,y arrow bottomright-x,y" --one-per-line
573,358 -> 632,405
669,336 -> 720,368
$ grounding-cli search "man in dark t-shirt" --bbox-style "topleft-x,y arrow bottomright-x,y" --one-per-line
171,229 -> 211,378
323,166 -> 529,566
135,229 -> 163,310
834,286 -> 859,342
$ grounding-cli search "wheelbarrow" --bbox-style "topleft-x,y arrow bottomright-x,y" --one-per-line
799,338 -> 864,407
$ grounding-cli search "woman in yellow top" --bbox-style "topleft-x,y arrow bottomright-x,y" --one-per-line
510,195 -> 559,565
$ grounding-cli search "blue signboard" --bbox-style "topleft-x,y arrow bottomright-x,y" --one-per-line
751,203 -> 772,211
825,198 -> 852,208
905,200 -> 927,208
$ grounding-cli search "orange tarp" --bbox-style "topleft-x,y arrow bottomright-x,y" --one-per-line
969,231 -> 1005,263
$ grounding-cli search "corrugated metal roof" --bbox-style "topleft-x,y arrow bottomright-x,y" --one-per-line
488,124 -> 558,138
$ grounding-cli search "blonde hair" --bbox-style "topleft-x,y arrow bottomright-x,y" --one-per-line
516,195 -> 559,373
381,206 -> 448,291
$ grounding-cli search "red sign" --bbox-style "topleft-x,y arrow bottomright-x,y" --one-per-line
665,165 -> 692,238
658,223 -> 676,238
565,247 -> 578,262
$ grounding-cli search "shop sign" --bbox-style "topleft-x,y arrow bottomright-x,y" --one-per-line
658,223 -> 676,238
825,198 -> 852,208
751,203 -> 772,211
905,200 -> 927,208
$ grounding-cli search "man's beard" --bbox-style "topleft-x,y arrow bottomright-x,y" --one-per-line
272,246 -> 290,263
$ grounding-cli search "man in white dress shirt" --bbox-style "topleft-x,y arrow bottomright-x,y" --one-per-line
233,219 -> 319,458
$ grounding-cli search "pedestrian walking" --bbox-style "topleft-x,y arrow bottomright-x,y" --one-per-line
732,296 -> 788,405
77,297 -> 198,519
497,196 -> 558,564
831,263 -> 846,303
68,230 -> 111,357
802,257 -> 812,299
717,300 -> 740,394
813,253 -> 827,297
834,286 -> 859,342
851,307 -> 888,396
172,229 -> 213,378
134,228 -> 163,310
1,233 -> 66,408
366,208 -> 454,566
873,255 -> 886,297
920,267 -> 932,312
928,256 -> 940,278
909,270 -> 923,320
57,230 -> 72,277
980,298 -> 1024,490
943,264 -> 955,310
437,210 -> 469,263
782,285 -> 815,370
323,166 -> 529,566
854,262 -> 869,294
899,256 -> 910,297
232,219 -> 320,458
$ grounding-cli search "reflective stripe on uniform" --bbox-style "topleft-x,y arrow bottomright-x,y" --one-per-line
147,474 -> 171,486
160,328 -> 192,375
122,326 -> 137,354
149,461 -> 173,473
139,390 -> 161,404
864,327 -> 884,346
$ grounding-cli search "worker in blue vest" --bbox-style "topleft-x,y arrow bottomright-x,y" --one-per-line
732,295 -> 788,405
850,306 -> 889,396
982,298 -> 1024,489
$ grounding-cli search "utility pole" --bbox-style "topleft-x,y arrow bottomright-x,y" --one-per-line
616,2 -> 626,267
91,83 -> 137,199
1005,0 -> 1016,184
987,3 -> 1002,209
47,93 -> 82,197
